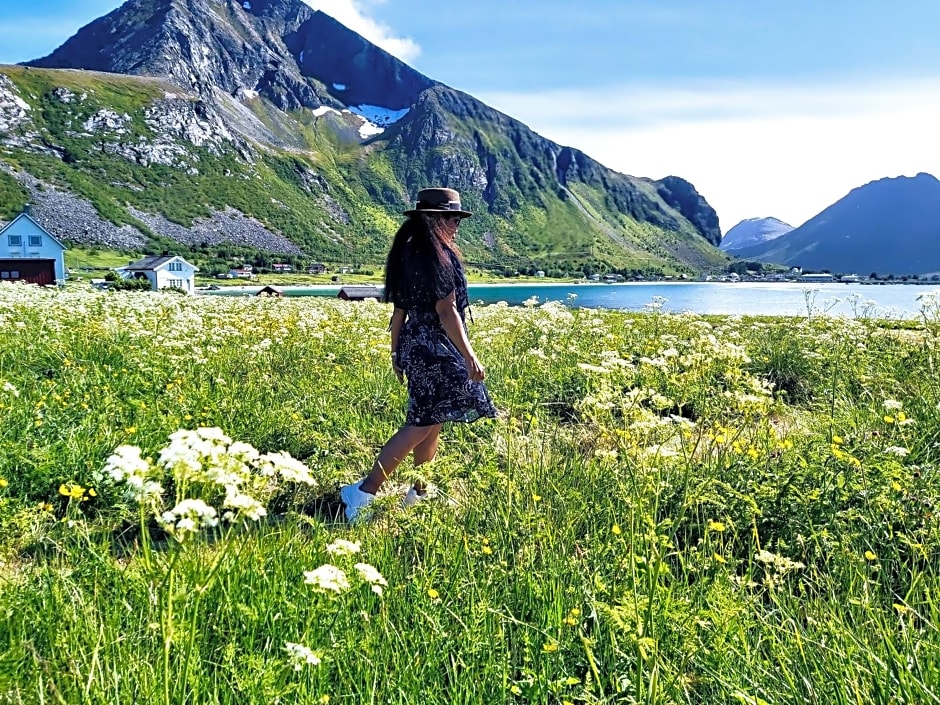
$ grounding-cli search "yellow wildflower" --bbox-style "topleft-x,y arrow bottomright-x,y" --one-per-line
427,588 -> 440,599
708,520 -> 726,533
59,483 -> 86,500
864,550 -> 877,561
612,524 -> 622,535
542,642 -> 559,653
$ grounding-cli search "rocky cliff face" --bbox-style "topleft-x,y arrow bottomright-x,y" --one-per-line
6,0 -> 725,271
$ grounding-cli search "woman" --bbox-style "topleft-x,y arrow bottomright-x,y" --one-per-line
340,187 -> 497,523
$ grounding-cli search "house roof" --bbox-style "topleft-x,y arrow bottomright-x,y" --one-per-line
338,285 -> 382,298
125,255 -> 197,272
0,213 -> 68,250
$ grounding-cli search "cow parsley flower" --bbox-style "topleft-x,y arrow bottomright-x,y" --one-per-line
159,498 -> 219,539
354,563 -> 388,596
101,445 -> 151,483
304,564 -> 350,594
284,642 -> 321,670
258,451 -> 316,485
326,539 -> 361,557
221,489 -> 267,521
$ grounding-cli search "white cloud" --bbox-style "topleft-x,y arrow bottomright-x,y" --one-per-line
477,79 -> 940,233
303,0 -> 419,63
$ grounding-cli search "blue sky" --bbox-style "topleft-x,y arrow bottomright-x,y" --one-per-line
2,0 -> 940,233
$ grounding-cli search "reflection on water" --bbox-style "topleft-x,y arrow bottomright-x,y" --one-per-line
202,281 -> 939,319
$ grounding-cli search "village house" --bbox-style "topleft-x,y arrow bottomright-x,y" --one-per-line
0,205 -> 67,286
308,263 -> 327,274
118,254 -> 199,293
271,263 -> 292,273
801,272 -> 834,283
229,267 -> 254,279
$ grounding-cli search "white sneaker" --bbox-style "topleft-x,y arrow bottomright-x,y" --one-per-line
340,480 -> 375,524
403,484 -> 438,508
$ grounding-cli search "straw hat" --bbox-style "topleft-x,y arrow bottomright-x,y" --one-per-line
404,187 -> 472,218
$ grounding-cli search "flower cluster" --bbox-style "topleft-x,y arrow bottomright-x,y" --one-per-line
93,427 -> 316,540
304,540 -> 388,598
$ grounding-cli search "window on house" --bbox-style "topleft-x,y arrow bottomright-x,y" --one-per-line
0,271 -> 9,279
28,235 -> 42,247
168,261 -> 183,271
7,234 -> 21,246
168,278 -> 184,289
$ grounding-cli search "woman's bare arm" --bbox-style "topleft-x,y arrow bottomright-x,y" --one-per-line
435,291 -> 485,381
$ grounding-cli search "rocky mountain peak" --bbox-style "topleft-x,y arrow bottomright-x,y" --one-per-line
26,0 -> 434,114
4,0 -> 727,273
720,216 -> 793,252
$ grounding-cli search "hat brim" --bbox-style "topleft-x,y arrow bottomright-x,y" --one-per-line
403,208 -> 472,218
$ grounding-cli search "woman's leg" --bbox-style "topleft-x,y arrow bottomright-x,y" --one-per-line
360,424 -> 439,494
410,424 -> 442,494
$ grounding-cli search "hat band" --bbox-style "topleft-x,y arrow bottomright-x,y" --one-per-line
416,200 -> 464,211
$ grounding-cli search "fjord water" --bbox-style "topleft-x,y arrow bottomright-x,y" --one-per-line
209,282 -> 937,318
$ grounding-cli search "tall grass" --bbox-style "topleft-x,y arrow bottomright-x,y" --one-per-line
0,283 -> 938,703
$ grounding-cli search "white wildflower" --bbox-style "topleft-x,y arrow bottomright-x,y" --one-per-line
304,564 -> 350,594
326,539 -> 361,557
102,445 -> 151,483
195,426 -> 232,444
354,563 -> 388,595
228,441 -> 260,463
258,451 -> 316,485
284,642 -> 321,670
159,498 -> 219,538
884,446 -> 910,457
755,549 -> 805,573
222,489 -> 267,521
883,400 -> 904,411
2,381 -> 19,397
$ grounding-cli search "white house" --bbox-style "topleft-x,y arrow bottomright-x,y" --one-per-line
119,254 -> 199,293
801,272 -> 834,283
0,206 -> 67,286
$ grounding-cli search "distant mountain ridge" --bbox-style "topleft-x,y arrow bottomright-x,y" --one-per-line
720,217 -> 793,252
0,0 -> 727,275
734,173 -> 940,275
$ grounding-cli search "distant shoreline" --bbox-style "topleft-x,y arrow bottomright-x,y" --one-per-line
196,278 -> 940,295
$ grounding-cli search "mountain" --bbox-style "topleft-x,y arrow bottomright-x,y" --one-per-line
0,0 -> 727,276
733,173 -> 940,275
720,217 -> 793,252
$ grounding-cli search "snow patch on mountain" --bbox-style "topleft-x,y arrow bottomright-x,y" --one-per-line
348,104 -> 409,127
720,216 -> 794,252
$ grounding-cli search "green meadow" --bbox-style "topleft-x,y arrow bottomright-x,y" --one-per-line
0,283 -> 937,704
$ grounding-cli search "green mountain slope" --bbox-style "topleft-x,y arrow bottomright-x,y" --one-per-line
0,0 -> 730,277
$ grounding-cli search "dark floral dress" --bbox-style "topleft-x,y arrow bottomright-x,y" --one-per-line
391,246 -> 497,427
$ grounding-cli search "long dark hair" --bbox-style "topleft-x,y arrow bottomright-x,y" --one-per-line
384,213 -> 459,304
